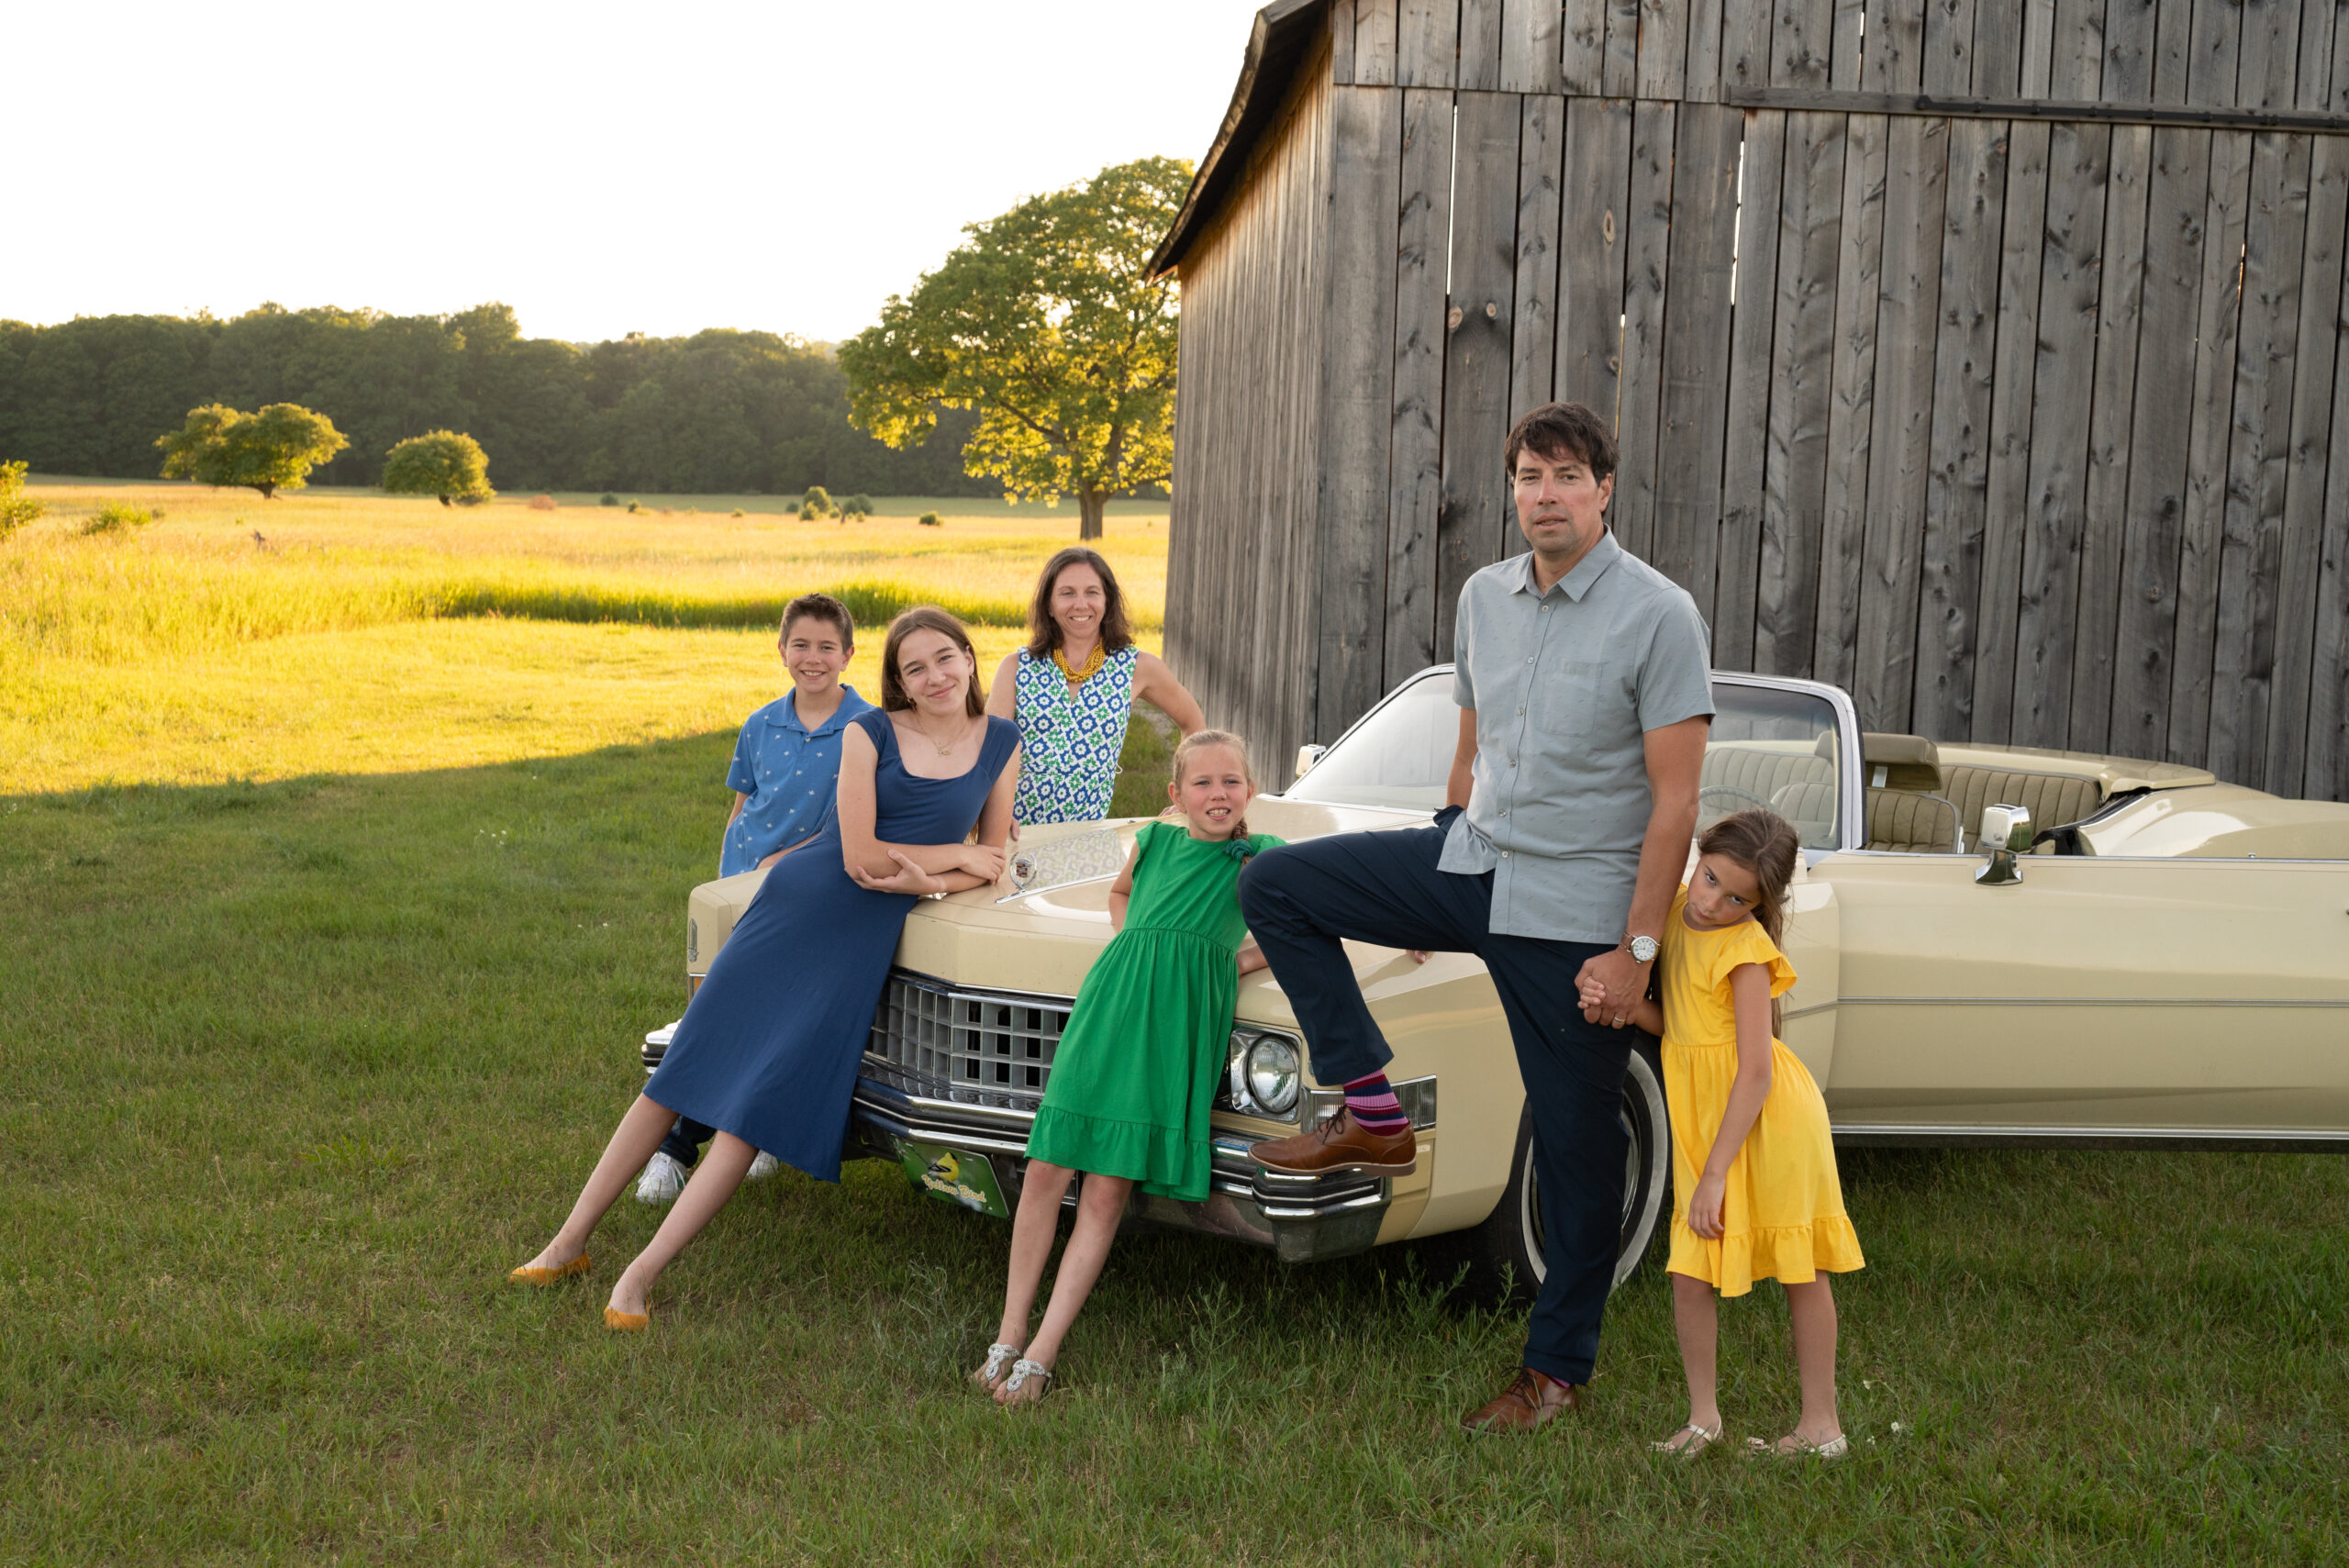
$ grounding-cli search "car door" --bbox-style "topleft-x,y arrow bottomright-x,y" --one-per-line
1814,850 -> 2349,1140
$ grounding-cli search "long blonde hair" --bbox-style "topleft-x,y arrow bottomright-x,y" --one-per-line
1168,728 -> 1256,843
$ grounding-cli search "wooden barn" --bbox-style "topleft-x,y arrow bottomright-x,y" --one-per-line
1149,0 -> 2349,802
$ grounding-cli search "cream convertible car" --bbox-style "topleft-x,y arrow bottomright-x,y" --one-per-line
663,670 -> 2349,1291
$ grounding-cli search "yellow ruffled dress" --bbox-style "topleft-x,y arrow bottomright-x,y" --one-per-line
1660,886 -> 1865,1296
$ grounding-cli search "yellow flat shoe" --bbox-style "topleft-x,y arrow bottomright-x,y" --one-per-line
508,1254 -> 591,1285
604,1307 -> 650,1332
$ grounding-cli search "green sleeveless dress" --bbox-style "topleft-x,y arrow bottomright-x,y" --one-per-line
1024,820 -> 1285,1201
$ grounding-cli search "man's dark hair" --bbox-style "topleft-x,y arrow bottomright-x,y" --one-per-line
780,591 -> 854,649
1504,401 -> 1617,484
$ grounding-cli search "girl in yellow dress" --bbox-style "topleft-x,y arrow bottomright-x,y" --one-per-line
1584,809 -> 1863,1458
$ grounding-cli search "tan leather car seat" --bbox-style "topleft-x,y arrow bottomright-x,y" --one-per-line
1701,743 -> 1835,817
1854,733 -> 1963,852
1865,788 -> 1964,852
1940,767 -> 2103,849
1770,779 -> 1838,845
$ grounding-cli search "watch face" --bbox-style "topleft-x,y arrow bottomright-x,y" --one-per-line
1630,935 -> 1659,962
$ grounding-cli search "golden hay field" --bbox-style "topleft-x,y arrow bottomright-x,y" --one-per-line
4,480 -> 1167,794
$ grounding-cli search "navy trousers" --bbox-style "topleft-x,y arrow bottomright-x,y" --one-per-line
1236,812 -> 1631,1386
659,1117 -> 717,1167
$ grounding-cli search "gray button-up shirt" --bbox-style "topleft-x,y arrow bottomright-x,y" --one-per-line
1439,530 -> 1714,943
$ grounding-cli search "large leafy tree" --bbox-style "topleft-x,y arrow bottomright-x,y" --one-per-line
154,403 -> 348,499
840,157 -> 1188,540
382,429 -> 494,506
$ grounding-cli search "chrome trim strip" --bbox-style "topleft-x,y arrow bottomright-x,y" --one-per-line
1832,995 -> 2349,1009
1780,1001 -> 1836,1022
1831,1122 -> 2349,1151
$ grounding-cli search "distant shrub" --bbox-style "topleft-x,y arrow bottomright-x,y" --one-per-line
527,494 -> 557,511
918,510 -> 943,528
600,493 -> 619,507
841,494 -> 874,520
0,460 -> 43,538
626,500 -> 643,514
84,501 -> 161,535
730,508 -> 745,517
798,485 -> 836,521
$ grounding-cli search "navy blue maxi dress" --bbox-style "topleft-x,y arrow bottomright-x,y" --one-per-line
646,709 -> 1018,1182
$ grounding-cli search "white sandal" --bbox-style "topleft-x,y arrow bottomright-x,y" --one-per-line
998,1357 -> 1053,1404
1651,1420 -> 1721,1458
972,1342 -> 1021,1390
1745,1431 -> 1850,1459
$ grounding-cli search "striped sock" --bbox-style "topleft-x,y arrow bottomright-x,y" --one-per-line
1342,1073 -> 1409,1135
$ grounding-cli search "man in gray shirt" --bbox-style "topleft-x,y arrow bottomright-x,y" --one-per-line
1240,401 -> 1711,1434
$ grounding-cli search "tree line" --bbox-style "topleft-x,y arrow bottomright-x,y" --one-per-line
0,303 -> 989,495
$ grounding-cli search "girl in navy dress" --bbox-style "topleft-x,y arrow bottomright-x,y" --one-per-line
510,607 -> 1020,1329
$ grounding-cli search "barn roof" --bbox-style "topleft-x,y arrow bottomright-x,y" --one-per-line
1147,0 -> 1325,278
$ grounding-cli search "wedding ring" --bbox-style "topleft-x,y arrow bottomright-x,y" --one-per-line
1611,1015 -> 1624,1028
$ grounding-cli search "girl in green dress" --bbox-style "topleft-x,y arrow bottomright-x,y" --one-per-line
976,730 -> 1283,1406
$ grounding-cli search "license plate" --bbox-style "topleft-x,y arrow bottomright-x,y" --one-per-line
896,1139 -> 1010,1218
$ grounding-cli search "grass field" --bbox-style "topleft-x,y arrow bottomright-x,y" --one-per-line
3,481 -> 1164,795
5,480 -> 2345,1563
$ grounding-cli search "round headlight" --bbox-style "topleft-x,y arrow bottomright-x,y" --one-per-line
1245,1035 -> 1301,1116
1226,1031 -> 1252,1109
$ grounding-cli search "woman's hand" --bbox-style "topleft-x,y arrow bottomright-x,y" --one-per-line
1687,1172 -> 1728,1240
849,850 -> 949,896
1236,939 -> 1267,979
959,841 -> 1008,882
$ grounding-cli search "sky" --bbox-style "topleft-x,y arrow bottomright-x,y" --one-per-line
9,0 -> 1272,346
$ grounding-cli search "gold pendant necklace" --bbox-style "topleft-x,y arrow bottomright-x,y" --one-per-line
913,717 -> 965,755
1052,641 -> 1106,685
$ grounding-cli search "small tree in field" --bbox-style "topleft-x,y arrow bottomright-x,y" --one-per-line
383,430 -> 495,506
156,404 -> 348,500
1,460 -> 45,538
798,485 -> 836,520
840,493 -> 873,521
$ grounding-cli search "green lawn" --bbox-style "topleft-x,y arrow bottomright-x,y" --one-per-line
7,746 -> 2344,1564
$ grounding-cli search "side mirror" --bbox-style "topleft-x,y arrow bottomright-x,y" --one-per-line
1294,743 -> 1327,780
1975,803 -> 2032,885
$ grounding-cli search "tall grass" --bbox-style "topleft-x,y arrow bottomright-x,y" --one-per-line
1,482 -> 1168,667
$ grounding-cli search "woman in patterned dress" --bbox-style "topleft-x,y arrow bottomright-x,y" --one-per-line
985,546 -> 1204,826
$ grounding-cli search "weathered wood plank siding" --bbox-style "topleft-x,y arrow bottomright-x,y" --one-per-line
1163,37 -> 1333,790
1161,0 -> 2349,799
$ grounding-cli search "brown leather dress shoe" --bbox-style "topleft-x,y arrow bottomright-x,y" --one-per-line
1460,1367 -> 1584,1434
1245,1106 -> 1417,1176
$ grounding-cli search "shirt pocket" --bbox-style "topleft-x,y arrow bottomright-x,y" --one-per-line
1531,659 -> 1604,744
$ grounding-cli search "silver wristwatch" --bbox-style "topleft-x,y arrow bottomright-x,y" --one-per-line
1627,933 -> 1659,964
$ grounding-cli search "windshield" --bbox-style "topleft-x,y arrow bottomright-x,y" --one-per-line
1284,673 -> 1460,810
1284,671 -> 1843,849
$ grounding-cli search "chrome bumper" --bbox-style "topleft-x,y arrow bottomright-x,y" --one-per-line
850,1076 -> 1390,1264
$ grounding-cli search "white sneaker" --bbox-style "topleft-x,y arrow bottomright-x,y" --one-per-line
640,1020 -> 682,1074
746,1151 -> 782,1183
634,1150 -> 690,1206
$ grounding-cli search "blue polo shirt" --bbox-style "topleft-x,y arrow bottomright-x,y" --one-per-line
719,685 -> 874,875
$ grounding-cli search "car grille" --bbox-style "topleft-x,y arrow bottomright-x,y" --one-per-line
863,970 -> 1072,1113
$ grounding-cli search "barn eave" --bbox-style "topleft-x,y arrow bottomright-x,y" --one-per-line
1147,0 -> 1326,280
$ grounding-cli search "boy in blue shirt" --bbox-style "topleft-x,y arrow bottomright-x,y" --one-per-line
638,592 -> 874,1203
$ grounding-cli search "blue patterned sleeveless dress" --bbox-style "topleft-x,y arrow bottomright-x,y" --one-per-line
646,709 -> 1019,1182
1008,644 -> 1140,825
